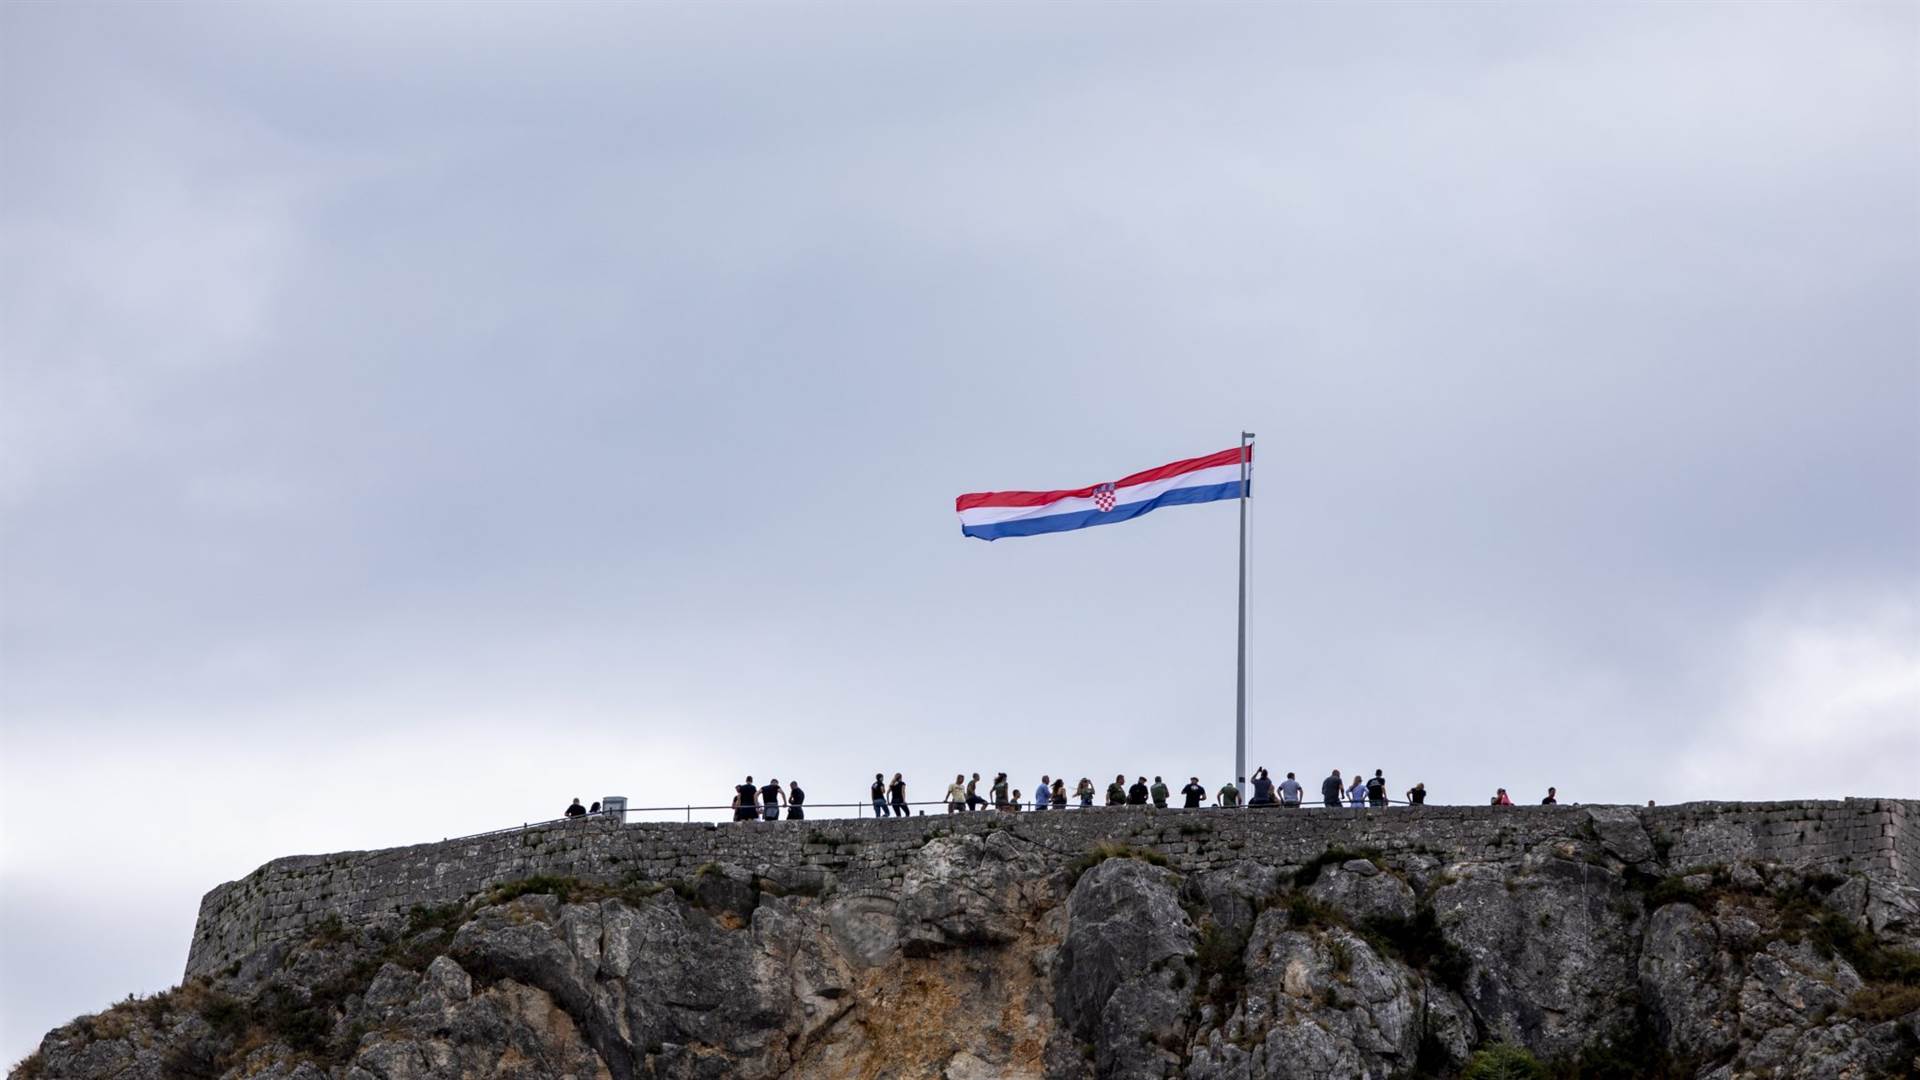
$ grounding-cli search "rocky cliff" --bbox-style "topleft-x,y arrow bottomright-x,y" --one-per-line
14,800 -> 1920,1079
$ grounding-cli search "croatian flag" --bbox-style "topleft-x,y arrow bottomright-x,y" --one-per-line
955,446 -> 1251,541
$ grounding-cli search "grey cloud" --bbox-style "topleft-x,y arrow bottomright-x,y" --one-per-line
3,0 -> 1915,1067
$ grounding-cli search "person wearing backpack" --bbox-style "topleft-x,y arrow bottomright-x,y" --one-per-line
1366,770 -> 1387,808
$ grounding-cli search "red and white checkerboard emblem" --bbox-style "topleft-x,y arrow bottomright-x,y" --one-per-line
1093,483 -> 1116,512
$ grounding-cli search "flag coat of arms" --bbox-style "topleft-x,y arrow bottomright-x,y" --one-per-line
955,446 -> 1251,541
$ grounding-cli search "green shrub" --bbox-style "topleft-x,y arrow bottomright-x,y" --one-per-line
1846,983 -> 1920,1023
1066,841 -> 1170,882
1461,1042 -> 1549,1080
1194,919 -> 1247,1012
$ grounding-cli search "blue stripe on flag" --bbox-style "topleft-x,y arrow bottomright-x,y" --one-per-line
959,480 -> 1247,541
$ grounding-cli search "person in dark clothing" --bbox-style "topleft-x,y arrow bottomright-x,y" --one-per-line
734,778 -> 759,822
1050,778 -> 1067,808
1366,770 -> 1387,808
1127,777 -> 1149,805
565,798 -> 586,819
991,772 -> 1010,809
1150,777 -> 1169,808
760,779 -> 785,821
966,773 -> 988,812
589,801 -> 601,815
787,781 -> 806,819
1406,782 -> 1427,806
1322,770 -> 1343,808
871,773 -> 888,818
1248,767 -> 1276,807
1106,775 -> 1127,806
1181,777 -> 1206,809
888,773 -> 909,817
1541,787 -> 1557,805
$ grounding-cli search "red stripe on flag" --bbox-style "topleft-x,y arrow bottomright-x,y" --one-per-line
954,446 -> 1251,512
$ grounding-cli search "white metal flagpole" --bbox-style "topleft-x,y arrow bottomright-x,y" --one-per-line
1236,430 -> 1253,800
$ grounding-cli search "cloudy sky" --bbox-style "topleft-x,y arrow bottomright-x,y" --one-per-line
2,0 -> 1916,1064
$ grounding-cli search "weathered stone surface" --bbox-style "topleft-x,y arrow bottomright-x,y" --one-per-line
184,798 -> 1920,981
18,800 -> 1920,1080
1304,859 -> 1416,925
1053,857 -> 1197,1080
1431,857 -> 1642,1058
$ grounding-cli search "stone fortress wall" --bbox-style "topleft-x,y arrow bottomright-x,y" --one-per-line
185,797 -> 1914,979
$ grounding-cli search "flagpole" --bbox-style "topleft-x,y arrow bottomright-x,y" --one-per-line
1236,430 -> 1253,801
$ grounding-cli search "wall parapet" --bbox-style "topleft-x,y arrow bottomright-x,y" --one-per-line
184,796 -> 1915,978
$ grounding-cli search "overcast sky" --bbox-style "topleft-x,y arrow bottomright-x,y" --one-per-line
2,0 -> 1916,1065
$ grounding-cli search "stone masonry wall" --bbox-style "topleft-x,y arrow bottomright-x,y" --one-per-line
184,797 -> 1915,979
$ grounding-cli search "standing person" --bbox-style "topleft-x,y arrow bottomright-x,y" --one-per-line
871,774 -> 888,818
1106,775 -> 1127,806
1322,770 -> 1344,808
966,773 -> 987,812
760,778 -> 785,821
1216,780 -> 1242,808
1366,770 -> 1388,808
1541,787 -> 1558,805
1279,772 -> 1304,808
1181,777 -> 1206,809
1035,776 -> 1052,812
734,777 -> 759,822
1150,776 -> 1170,809
787,780 -> 806,820
946,775 -> 968,814
889,773 -> 909,817
1406,782 -> 1427,806
1492,788 -> 1514,806
1347,773 -> 1367,808
1127,777 -> 1150,806
1076,777 -> 1095,807
1248,767 -> 1276,808
1051,778 -> 1068,809
991,772 -> 1010,810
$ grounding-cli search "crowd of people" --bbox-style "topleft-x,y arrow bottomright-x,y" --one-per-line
560,772 -> 1570,824
842,768 -> 1566,816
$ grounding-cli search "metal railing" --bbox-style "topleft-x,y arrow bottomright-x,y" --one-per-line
443,794 -> 1433,842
